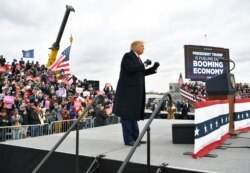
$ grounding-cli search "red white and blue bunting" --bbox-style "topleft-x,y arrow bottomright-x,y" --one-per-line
193,100 -> 230,158
234,98 -> 250,132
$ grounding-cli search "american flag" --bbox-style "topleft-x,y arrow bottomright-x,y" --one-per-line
178,73 -> 184,86
49,46 -> 71,76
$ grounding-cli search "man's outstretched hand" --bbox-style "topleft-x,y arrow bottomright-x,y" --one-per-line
144,59 -> 152,67
153,62 -> 160,70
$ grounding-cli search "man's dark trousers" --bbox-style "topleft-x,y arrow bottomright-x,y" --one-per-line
120,118 -> 139,144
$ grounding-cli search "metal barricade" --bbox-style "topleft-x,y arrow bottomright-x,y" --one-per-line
0,123 -> 50,142
91,115 -> 120,128
0,118 -> 95,142
49,118 -> 94,135
106,114 -> 120,125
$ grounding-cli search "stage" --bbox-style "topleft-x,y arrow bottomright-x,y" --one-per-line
0,119 -> 249,173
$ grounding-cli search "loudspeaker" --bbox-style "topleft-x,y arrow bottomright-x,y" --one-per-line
206,73 -> 236,95
172,124 -> 194,144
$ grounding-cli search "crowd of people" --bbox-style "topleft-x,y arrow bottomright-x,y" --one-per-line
181,81 -> 250,99
181,81 -> 207,100
235,83 -> 250,98
0,55 -> 249,141
157,81 -> 250,120
0,56 -> 115,141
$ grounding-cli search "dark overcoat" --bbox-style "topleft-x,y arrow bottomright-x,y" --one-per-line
181,103 -> 191,119
113,51 -> 156,120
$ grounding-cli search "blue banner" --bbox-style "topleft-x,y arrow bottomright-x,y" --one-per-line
22,49 -> 34,58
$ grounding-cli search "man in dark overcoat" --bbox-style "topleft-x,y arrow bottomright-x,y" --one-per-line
113,40 -> 160,146
181,99 -> 191,119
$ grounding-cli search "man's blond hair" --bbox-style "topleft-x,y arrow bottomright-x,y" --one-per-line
130,40 -> 144,51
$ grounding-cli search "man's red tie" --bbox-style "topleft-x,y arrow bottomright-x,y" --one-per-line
138,56 -> 142,64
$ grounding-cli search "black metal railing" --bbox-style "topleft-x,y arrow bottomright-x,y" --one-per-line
32,94 -> 102,173
117,92 -> 169,173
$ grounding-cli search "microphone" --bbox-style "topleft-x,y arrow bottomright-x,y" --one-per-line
218,57 -> 235,72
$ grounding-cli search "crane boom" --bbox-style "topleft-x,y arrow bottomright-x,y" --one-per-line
47,5 -> 75,67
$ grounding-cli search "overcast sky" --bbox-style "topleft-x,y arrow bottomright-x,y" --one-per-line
0,0 -> 250,92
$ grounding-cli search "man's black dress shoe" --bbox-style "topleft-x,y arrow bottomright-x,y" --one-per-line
125,141 -> 141,146
139,141 -> 147,144
125,141 -> 135,146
